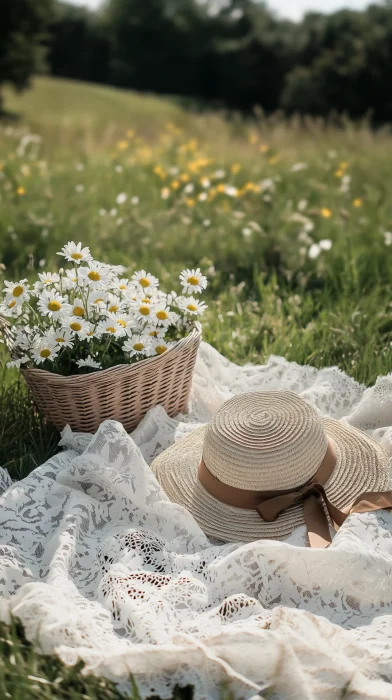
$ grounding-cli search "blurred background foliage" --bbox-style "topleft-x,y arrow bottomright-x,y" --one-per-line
3,0 -> 392,122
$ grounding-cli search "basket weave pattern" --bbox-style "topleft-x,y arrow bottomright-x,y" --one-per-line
1,316 -> 201,433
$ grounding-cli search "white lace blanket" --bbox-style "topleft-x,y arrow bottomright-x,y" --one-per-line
1,342 -> 392,700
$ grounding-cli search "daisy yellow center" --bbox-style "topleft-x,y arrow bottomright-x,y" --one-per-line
70,322 -> 82,331
139,277 -> 150,288
156,310 -> 168,320
71,252 -> 83,260
142,298 -> 151,304
40,349 -> 51,358
155,345 -> 167,355
187,276 -> 199,286
13,285 -> 24,297
118,319 -> 127,327
94,298 -> 104,305
139,306 -> 150,316
187,304 -> 197,312
48,301 -> 62,312
88,271 -> 101,281
44,279 -> 52,284
8,300 -> 16,309
119,284 -> 127,290
106,326 -> 116,334
87,330 -> 94,336
73,306 -> 84,317
108,304 -> 118,313
149,330 -> 159,337
133,342 -> 144,351
56,337 -> 65,343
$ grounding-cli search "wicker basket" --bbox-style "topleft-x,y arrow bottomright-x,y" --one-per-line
0,317 -> 201,433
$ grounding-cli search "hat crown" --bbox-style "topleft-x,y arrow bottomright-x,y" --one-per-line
203,391 -> 328,491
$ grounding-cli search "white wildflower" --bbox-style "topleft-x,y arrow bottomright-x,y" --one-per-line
177,296 -> 207,316
76,355 -> 102,370
123,334 -> 153,358
179,268 -> 208,295
116,192 -> 127,205
58,242 -> 92,265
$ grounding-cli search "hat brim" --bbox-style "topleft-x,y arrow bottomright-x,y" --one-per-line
150,419 -> 390,543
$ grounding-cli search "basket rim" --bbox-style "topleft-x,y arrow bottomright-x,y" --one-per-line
21,322 -> 202,384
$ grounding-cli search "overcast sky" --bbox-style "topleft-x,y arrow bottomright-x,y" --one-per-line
67,0 -> 379,21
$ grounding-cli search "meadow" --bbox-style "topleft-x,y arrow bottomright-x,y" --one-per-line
1,75 -> 392,698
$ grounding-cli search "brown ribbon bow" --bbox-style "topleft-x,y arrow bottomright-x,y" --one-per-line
198,445 -> 392,548
256,484 -> 392,548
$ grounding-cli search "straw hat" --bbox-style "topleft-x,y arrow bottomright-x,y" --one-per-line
151,391 -> 390,543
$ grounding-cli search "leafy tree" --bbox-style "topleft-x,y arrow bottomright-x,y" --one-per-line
0,0 -> 54,111
49,3 -> 110,84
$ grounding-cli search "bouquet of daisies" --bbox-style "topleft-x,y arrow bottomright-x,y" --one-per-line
1,242 -> 207,375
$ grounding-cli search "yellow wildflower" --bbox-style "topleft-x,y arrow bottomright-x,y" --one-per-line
17,186 -> 25,196
259,144 -> 269,154
268,156 -> 280,165
185,198 -> 196,208
231,163 -> 241,175
335,169 -> 344,178
248,132 -> 258,145
339,161 -> 349,170
320,207 -> 332,219
217,183 -> 226,194
117,140 -> 128,151
126,129 -> 135,139
353,198 -> 363,208
171,180 -> 180,190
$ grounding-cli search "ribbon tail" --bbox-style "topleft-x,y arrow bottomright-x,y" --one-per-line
303,494 -> 333,549
349,490 -> 392,515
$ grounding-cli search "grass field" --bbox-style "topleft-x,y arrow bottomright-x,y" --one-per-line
1,76 -> 392,698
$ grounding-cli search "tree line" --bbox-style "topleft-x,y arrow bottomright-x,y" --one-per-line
3,0 -> 392,122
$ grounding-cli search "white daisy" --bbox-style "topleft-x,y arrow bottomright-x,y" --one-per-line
150,304 -> 178,327
88,291 -> 108,312
179,268 -> 208,295
177,296 -> 208,316
71,297 -> 86,318
3,279 -> 30,305
76,355 -> 102,370
63,316 -> 92,339
37,271 -> 60,287
0,300 -> 24,317
106,293 -> 126,314
49,328 -> 74,349
151,338 -> 173,356
133,298 -> 154,322
62,269 -> 80,291
111,278 -> 135,296
13,328 -> 34,351
37,291 -> 71,320
123,334 -> 153,358
32,339 -> 59,365
57,241 -> 93,264
131,270 -> 159,292
145,326 -> 166,339
109,264 -> 127,276
79,262 -> 109,288
96,317 -> 126,338
106,311 -> 133,334
7,356 -> 29,369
